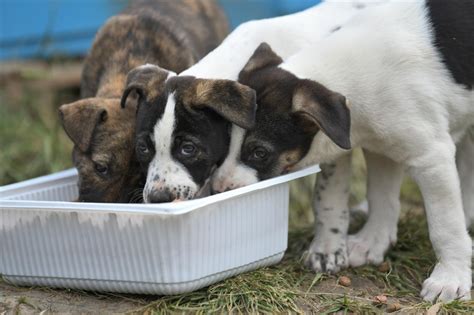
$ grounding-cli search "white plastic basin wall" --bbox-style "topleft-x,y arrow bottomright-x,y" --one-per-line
0,165 -> 319,294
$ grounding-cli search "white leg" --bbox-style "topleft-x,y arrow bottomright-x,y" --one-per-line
409,141 -> 472,302
456,127 -> 474,229
304,154 -> 351,274
347,150 -> 404,267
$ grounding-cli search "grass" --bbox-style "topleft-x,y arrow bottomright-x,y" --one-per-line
121,205 -> 473,314
1,64 -> 473,314
0,80 -> 74,186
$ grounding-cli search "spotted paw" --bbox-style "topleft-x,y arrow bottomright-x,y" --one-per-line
304,240 -> 348,274
304,249 -> 348,274
347,223 -> 397,267
421,262 -> 472,302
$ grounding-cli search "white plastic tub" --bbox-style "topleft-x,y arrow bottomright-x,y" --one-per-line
0,165 -> 319,295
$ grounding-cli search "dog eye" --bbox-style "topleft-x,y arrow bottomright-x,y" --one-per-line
180,142 -> 197,157
137,142 -> 150,155
94,163 -> 108,175
252,147 -> 268,160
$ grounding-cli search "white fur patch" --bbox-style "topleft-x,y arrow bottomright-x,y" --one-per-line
137,63 -> 160,70
211,125 -> 258,192
207,2 -> 383,192
143,93 -> 198,203
182,0 -> 381,80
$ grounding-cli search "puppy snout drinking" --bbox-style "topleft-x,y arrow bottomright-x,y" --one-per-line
147,188 -> 175,203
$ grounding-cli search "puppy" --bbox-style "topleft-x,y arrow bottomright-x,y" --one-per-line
213,0 -> 473,302
121,1 -> 380,203
58,0 -> 228,202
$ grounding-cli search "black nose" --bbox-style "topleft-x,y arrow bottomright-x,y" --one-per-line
148,189 -> 174,203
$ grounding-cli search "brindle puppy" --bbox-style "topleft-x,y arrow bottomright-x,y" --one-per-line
59,0 -> 228,202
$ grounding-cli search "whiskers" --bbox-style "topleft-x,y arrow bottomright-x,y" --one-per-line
128,187 -> 144,203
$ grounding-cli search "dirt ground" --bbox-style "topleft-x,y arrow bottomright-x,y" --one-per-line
0,281 -> 143,314
0,247 -> 416,315
2,244 -> 469,315
0,272 -> 386,314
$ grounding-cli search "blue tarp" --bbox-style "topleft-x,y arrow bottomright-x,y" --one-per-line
0,0 -> 321,60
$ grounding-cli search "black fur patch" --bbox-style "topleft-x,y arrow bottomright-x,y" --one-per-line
173,106 -> 230,185
237,44 -> 350,180
168,75 -> 259,188
127,69 -> 256,193
426,0 -> 474,89
169,76 -> 231,186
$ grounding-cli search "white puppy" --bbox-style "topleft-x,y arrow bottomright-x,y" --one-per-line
213,0 -> 474,302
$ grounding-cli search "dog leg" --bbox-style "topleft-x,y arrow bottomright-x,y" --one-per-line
456,126 -> 474,229
347,150 -> 404,267
304,153 -> 351,274
409,142 -> 472,302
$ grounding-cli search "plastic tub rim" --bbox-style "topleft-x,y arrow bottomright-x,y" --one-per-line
0,165 -> 320,215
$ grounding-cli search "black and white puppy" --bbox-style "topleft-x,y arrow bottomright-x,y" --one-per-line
121,65 -> 257,202
120,1 -> 376,203
212,0 -> 474,302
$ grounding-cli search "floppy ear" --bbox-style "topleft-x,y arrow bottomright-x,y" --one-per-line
292,80 -> 351,150
120,64 -> 169,111
185,79 -> 257,130
240,42 -> 283,76
58,100 -> 108,152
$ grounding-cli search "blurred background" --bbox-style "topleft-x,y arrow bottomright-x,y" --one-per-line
0,0 -> 322,60
0,0 -> 321,186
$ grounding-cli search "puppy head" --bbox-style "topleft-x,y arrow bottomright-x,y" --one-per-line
59,97 -> 143,202
212,43 -> 351,192
121,64 -> 257,203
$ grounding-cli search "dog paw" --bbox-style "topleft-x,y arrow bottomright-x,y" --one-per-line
347,223 -> 397,267
304,239 -> 348,274
304,249 -> 348,274
421,262 -> 472,302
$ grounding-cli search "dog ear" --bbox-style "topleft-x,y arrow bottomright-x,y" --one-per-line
121,64 -> 169,111
291,80 -> 351,150
59,100 -> 108,152
239,42 -> 283,76
185,79 -> 257,130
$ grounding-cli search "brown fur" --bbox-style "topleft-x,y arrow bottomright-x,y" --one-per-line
60,98 -> 139,202
278,149 -> 305,173
121,65 -> 170,109
180,78 -> 257,130
59,0 -> 228,202
81,0 -> 228,99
